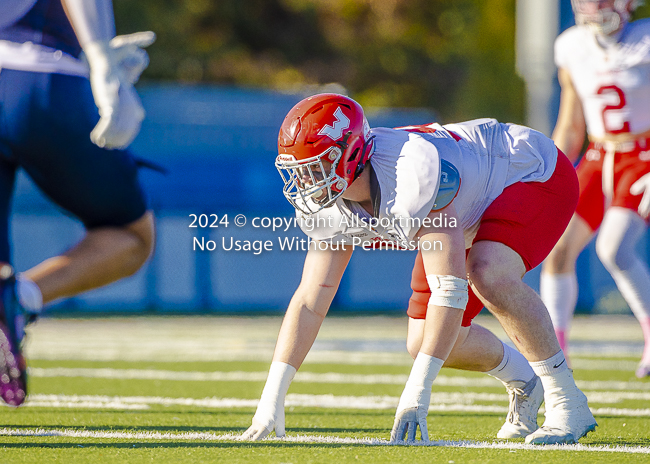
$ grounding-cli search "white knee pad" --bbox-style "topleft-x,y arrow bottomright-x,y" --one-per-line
426,275 -> 468,309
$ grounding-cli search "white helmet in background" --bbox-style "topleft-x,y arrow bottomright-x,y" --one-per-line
571,0 -> 644,35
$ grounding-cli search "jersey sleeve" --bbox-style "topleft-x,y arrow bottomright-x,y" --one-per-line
554,27 -> 576,70
371,130 -> 442,241
553,26 -> 584,69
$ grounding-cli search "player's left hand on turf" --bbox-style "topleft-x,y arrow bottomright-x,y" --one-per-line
390,383 -> 431,444
630,173 -> 650,219
240,416 -> 282,441
390,406 -> 430,444
240,399 -> 287,441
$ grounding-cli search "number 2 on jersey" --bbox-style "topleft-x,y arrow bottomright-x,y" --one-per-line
597,85 -> 631,134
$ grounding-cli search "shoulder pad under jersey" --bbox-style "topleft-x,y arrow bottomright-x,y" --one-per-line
432,159 -> 460,211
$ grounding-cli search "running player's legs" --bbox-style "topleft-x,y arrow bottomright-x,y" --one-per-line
5,70 -> 154,303
0,157 -> 17,265
596,150 -> 650,377
0,69 -> 30,263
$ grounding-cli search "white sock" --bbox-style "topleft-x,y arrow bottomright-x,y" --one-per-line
529,350 -> 569,376
16,275 -> 43,313
529,350 -> 579,409
540,272 -> 577,332
486,342 -> 535,384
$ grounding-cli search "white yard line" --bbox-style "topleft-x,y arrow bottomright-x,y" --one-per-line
24,316 -> 645,363
28,367 -> 650,391
0,427 -> 648,454
17,393 -> 650,417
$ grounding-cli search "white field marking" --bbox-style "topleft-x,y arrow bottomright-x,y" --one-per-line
28,367 -> 650,391
25,347 -> 644,367
0,427 -> 649,454
571,358 -> 639,371
19,393 -> 650,417
24,315 -> 645,364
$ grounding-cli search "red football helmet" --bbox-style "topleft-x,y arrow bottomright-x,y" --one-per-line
276,93 -> 375,214
572,0 -> 643,35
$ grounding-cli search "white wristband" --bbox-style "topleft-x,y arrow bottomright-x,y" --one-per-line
396,352 -> 444,412
253,362 -> 296,429
426,274 -> 468,309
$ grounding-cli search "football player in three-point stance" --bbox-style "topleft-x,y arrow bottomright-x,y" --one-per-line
241,93 -> 597,445
540,0 -> 650,378
0,0 -> 155,406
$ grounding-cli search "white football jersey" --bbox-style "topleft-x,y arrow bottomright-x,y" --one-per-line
555,19 -> 650,138
298,118 -> 558,249
0,0 -> 88,77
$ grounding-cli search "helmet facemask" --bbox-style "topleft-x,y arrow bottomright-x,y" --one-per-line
276,145 -> 347,215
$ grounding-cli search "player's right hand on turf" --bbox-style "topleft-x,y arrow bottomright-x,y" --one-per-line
390,406 -> 429,443
240,407 -> 286,441
240,361 -> 295,441
389,353 -> 442,444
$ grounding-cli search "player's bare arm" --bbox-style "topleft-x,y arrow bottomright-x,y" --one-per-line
414,202 -> 466,361
391,202 -> 468,443
273,244 -> 353,369
552,68 -> 586,163
241,243 -> 352,441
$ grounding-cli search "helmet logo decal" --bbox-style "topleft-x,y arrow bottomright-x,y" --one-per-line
318,107 -> 350,141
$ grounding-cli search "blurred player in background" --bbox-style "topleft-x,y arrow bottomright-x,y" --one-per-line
241,94 -> 597,445
540,0 -> 650,378
0,0 -> 156,406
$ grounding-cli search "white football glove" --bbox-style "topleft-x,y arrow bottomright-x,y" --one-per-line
109,31 -> 156,84
630,173 -> 650,219
84,31 -> 156,149
241,406 -> 286,441
240,362 -> 296,441
390,353 -> 443,444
